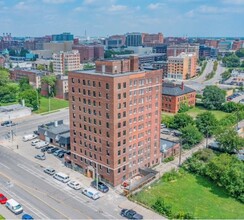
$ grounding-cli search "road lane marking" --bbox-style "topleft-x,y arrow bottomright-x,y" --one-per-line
17,164 -> 115,219
0,162 -> 10,170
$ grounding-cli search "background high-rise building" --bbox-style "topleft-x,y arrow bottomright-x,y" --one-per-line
53,50 -> 80,75
52,32 -> 74,42
167,52 -> 197,80
143,33 -> 164,46
167,44 -> 199,59
68,56 -> 162,186
125,33 -> 143,47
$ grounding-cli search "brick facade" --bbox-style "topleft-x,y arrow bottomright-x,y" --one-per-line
68,57 -> 162,186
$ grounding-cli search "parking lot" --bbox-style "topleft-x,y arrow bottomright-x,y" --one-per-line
0,116 -> 164,219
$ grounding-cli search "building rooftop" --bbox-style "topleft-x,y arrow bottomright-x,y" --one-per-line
160,138 -> 178,152
162,82 -> 195,96
0,104 -> 31,113
73,69 -> 146,77
39,120 -> 70,135
13,68 -> 48,76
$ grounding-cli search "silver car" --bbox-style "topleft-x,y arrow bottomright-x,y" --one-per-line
44,167 -> 55,175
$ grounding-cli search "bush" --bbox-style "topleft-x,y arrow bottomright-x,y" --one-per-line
162,169 -> 180,182
163,156 -> 174,163
151,198 -> 172,217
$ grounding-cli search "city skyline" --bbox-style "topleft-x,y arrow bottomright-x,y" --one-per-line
0,0 -> 244,37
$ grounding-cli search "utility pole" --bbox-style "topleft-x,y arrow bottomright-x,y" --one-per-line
36,89 -> 39,112
178,138 -> 182,166
96,163 -> 99,190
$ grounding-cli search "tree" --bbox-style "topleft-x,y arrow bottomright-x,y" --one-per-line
221,70 -> 231,80
41,75 -> 56,96
37,64 -> 45,71
215,127 -> 244,153
19,89 -> 39,110
222,54 -> 240,67
202,86 -> 226,110
0,68 -> 10,86
196,112 -> 217,137
19,77 -> 32,92
178,103 -> 191,113
0,83 -> 19,103
221,102 -> 244,113
172,113 -> 194,130
49,62 -> 54,73
235,48 -> 244,58
162,115 -> 174,128
181,125 -> 203,149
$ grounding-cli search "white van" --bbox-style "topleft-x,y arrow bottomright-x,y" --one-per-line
35,141 -> 49,149
82,187 -> 100,200
5,199 -> 23,215
23,134 -> 37,142
53,172 -> 70,183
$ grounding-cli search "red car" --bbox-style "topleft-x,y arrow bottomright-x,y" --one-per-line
0,193 -> 7,204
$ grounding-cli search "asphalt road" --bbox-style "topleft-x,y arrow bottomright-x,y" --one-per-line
0,109 -> 70,140
0,145 -> 117,219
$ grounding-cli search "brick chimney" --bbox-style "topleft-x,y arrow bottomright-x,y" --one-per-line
129,56 -> 139,72
181,82 -> 184,90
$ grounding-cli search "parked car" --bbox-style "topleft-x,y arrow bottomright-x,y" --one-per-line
5,199 -> 23,215
1,120 -> 17,127
57,152 -> 64,158
47,147 -> 55,153
0,193 -> 7,204
67,181 -> 81,190
161,129 -> 171,135
41,146 -> 52,152
31,140 -> 41,146
120,209 -> 143,219
23,134 -> 37,142
43,167 -> 55,175
22,214 -> 34,219
35,141 -> 49,149
82,187 -> 100,200
50,148 -> 60,154
53,172 -> 70,183
53,149 -> 63,156
91,181 -> 109,193
34,154 -> 46,160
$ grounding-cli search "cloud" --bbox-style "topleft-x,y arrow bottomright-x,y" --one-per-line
42,0 -> 73,4
14,1 -> 31,10
74,6 -> 85,12
108,4 -> 127,12
148,3 -> 164,10
222,0 -> 244,4
185,4 -> 244,17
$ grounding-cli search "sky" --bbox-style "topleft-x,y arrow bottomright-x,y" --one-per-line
0,0 -> 244,37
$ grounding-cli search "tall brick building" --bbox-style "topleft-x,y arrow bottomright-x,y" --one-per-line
68,56 -> 162,186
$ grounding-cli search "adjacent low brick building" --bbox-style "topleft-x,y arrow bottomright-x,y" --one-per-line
162,82 -> 196,113
160,138 -> 180,159
10,68 -> 48,88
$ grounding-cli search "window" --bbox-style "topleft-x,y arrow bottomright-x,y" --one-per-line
118,122 -> 121,128
106,103 -> 109,109
123,82 -> 126,88
83,80 -> 86,85
106,93 -> 109,100
99,82 -> 101,87
71,78 -> 74,83
118,150 -> 121,156
106,122 -> 109,128
118,113 -> 121,119
118,94 -> 121,99
123,93 -> 126,98
118,83 -> 121,89
106,83 -> 109,90
93,81 -> 96,87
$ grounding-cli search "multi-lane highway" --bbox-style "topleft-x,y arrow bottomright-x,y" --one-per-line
0,145 -> 117,219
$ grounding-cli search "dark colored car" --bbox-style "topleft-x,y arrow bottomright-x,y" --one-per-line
91,181 -> 109,193
51,148 -> 60,154
120,209 -> 143,219
58,152 -> 64,158
1,120 -> 16,127
33,130 -> 39,135
41,146 -> 52,152
0,193 -> 7,204
22,214 -> 34,219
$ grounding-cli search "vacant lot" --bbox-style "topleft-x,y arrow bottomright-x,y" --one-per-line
35,97 -> 69,114
162,106 -> 229,120
132,171 -> 244,219
186,106 -> 229,120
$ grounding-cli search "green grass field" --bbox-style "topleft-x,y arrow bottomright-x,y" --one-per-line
161,106 -> 229,123
132,171 -> 244,219
35,97 -> 69,114
186,106 -> 229,120
0,215 -> 5,220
